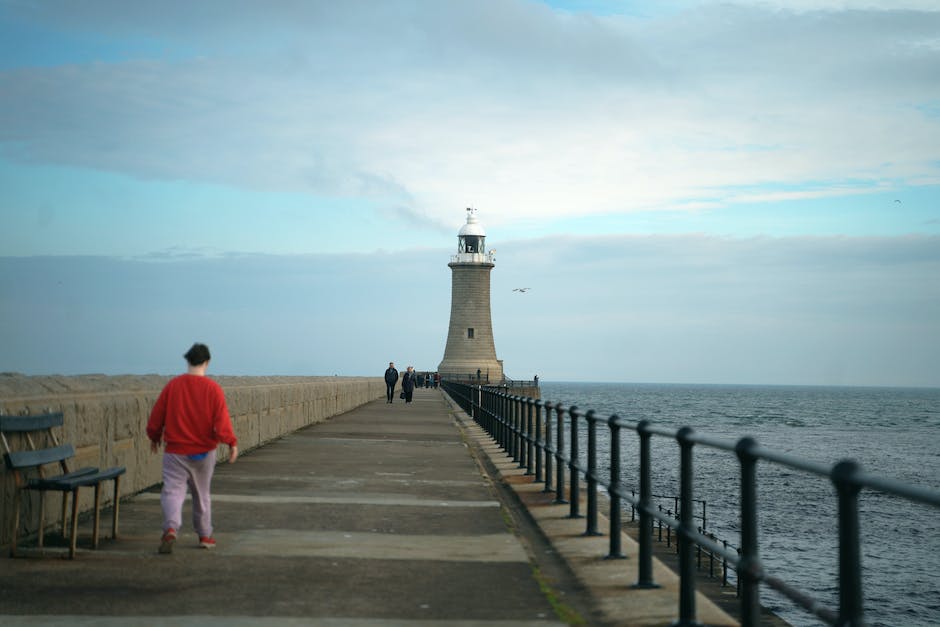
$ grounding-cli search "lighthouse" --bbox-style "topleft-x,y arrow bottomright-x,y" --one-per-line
438,208 -> 504,383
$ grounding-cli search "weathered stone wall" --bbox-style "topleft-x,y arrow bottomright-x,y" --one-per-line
0,374 -> 384,547
438,262 -> 504,382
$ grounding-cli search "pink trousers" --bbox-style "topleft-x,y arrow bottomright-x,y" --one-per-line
161,451 -> 216,537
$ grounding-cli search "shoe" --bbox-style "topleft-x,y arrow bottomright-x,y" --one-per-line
158,528 -> 177,554
199,536 -> 216,549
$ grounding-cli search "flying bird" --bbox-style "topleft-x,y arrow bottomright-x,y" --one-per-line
513,288 -> 531,293
895,199 -> 902,203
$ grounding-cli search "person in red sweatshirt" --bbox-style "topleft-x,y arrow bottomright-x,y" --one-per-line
147,343 -> 238,554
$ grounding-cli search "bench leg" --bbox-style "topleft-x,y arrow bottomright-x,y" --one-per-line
111,475 -> 121,539
38,492 -> 46,549
92,483 -> 102,549
60,491 -> 69,539
68,488 -> 79,560
10,490 -> 21,558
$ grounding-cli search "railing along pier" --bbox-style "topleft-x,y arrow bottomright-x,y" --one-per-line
442,380 -> 940,627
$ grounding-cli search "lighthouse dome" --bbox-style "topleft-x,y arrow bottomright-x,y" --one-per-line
454,208 -> 492,260
458,208 -> 486,237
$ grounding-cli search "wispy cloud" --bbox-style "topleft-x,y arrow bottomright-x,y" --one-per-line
2,1 -> 938,231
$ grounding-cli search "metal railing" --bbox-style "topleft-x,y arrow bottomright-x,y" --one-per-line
501,377 -> 539,388
441,381 -> 940,627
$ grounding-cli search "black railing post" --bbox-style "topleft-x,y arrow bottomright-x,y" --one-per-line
584,410 -> 601,536
554,405 -> 568,505
543,402 -> 554,493
736,436 -> 762,627
509,395 -> 518,462
490,388 -> 497,436
493,392 -> 512,448
675,426 -> 702,626
534,400 -> 544,483
489,390 -> 506,446
485,389 -> 493,436
723,539 -> 729,587
568,406 -> 581,518
832,460 -> 864,627
517,396 -> 527,469
506,392 -> 519,464
606,414 -> 626,559
471,385 -> 478,423
634,420 -> 659,589
525,397 -> 535,476
490,389 -> 497,441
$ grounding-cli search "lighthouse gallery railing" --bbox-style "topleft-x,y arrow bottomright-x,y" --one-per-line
441,380 -> 940,627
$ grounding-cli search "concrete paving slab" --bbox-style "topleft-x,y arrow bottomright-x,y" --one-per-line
0,389 -> 578,626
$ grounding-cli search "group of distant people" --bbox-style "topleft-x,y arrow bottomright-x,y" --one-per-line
384,362 -> 441,403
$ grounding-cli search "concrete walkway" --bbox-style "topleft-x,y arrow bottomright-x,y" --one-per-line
0,388 -> 571,626
0,387 -> 741,626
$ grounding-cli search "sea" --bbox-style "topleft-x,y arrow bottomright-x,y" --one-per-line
537,382 -> 940,627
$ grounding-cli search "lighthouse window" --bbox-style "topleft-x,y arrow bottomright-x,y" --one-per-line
467,328 -> 475,339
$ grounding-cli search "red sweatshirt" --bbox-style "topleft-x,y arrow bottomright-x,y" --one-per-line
147,374 -> 237,455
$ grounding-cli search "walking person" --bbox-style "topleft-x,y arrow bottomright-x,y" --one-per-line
384,361 -> 399,403
147,343 -> 238,554
402,366 -> 417,403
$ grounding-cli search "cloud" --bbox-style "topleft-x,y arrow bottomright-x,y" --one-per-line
491,233 -> 940,385
1,234 -> 937,387
2,1 -> 939,230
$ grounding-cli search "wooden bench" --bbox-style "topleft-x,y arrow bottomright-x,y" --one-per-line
0,412 -> 126,559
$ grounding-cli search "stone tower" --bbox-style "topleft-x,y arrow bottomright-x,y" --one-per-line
438,208 -> 504,383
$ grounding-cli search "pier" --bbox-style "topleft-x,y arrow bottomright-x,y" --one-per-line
1,386 -> 738,626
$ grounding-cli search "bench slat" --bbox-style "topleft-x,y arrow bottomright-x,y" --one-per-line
60,466 -> 126,489
0,413 -> 65,432
4,443 -> 75,470
26,466 -> 100,490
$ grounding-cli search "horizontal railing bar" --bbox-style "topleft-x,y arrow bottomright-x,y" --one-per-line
854,472 -> 940,507
682,526 -> 742,566
643,424 -> 679,438
685,431 -> 739,453
764,575 -> 839,626
634,503 -> 738,564
608,484 -> 639,506
650,492 -> 706,505
750,445 -> 835,477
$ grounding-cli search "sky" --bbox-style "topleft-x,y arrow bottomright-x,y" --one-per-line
1,0 -> 939,387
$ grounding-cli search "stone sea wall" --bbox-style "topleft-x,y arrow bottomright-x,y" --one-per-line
0,374 -> 384,548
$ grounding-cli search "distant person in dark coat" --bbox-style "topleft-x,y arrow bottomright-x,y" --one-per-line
385,362 -> 399,403
402,366 -> 417,403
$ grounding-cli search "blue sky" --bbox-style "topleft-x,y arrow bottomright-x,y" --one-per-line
2,0 -> 939,386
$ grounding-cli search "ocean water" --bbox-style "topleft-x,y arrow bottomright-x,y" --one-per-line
538,382 -> 940,627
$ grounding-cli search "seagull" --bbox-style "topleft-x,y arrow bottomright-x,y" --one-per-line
513,287 -> 531,293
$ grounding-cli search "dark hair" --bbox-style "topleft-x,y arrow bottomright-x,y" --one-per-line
184,343 -> 211,366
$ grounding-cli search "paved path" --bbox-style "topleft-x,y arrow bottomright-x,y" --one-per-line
1,387 -> 746,626
0,388 -> 570,626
